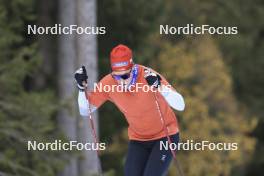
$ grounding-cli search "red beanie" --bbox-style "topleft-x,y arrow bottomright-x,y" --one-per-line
110,44 -> 133,71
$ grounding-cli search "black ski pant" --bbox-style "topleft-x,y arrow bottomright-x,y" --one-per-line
124,133 -> 179,176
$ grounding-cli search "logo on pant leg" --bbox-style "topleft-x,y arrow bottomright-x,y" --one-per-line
161,154 -> 166,162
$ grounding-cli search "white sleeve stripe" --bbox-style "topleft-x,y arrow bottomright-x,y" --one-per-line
160,85 -> 185,111
78,91 -> 97,117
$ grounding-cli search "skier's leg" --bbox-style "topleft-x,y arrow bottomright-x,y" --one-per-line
143,133 -> 180,176
125,140 -> 151,176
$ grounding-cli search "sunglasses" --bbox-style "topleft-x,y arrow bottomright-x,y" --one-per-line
112,70 -> 131,80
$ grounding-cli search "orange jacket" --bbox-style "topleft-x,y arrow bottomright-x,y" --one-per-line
87,65 -> 179,141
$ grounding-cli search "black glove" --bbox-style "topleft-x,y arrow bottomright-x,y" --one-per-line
145,72 -> 161,88
74,66 -> 88,91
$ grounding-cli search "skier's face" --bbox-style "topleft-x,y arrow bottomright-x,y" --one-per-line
112,69 -> 132,85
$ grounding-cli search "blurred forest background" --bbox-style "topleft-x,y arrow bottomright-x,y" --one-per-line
0,0 -> 264,176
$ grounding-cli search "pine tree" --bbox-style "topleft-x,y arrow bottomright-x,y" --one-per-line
0,1 -> 66,175
153,36 -> 255,176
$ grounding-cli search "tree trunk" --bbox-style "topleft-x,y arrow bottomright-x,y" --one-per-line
37,0 -> 57,88
57,0 -> 78,175
76,0 -> 99,175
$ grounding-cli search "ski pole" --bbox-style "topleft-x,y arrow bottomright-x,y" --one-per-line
83,83 -> 103,176
153,91 -> 184,176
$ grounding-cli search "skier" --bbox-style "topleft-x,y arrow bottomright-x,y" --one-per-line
74,44 -> 185,176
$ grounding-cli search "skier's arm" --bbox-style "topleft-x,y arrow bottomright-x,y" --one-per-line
144,67 -> 185,111
74,66 -> 108,117
78,91 -> 97,116
159,85 -> 185,111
